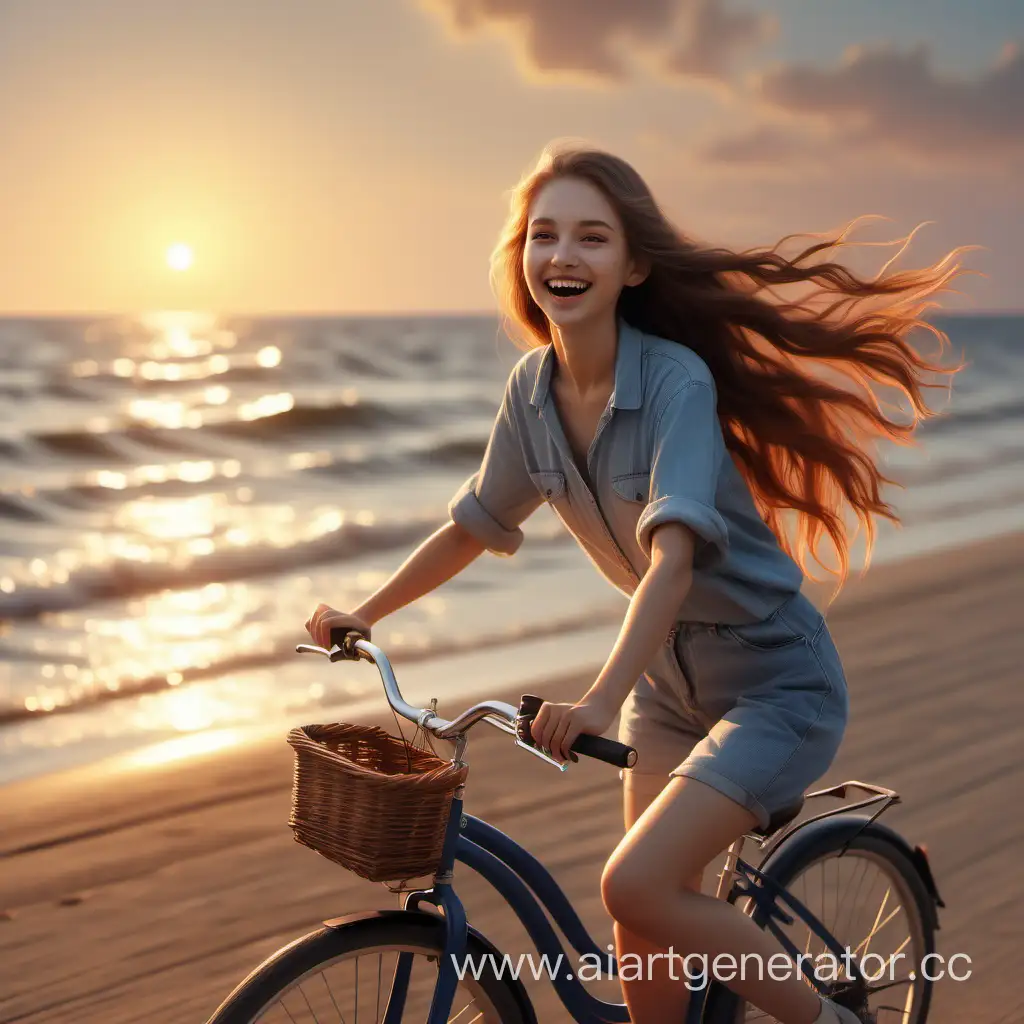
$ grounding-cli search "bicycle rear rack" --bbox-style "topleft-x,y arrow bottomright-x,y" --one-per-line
714,779 -> 901,901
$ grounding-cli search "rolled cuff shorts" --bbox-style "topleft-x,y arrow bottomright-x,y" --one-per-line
617,591 -> 849,830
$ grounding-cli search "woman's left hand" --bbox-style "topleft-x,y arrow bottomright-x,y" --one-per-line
530,693 -> 618,764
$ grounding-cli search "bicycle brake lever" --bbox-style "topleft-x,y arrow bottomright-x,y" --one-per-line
514,735 -> 569,771
514,694 -> 575,771
295,642 -> 358,664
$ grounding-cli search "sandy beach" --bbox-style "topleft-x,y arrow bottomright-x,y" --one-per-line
1,532 -> 1022,1024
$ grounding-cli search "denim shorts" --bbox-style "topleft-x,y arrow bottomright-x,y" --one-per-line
617,591 -> 849,830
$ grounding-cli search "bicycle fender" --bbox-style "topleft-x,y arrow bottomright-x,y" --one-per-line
324,909 -> 539,1024
755,815 -> 943,932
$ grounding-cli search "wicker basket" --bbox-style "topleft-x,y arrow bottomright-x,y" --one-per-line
287,722 -> 468,884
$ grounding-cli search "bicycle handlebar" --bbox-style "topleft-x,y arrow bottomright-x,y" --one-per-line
293,627 -> 637,772
516,693 -> 636,770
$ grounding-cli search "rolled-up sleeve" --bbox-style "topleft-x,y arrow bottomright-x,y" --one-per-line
635,378 -> 729,569
447,374 -> 543,556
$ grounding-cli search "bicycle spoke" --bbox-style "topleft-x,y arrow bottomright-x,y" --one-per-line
245,941 -> 506,1024
861,885 -> 890,960
447,1004 -> 484,1023
851,897 -> 902,960
297,983 -> 319,1023
320,970 -> 345,1024
840,856 -> 872,957
735,845 -> 929,1024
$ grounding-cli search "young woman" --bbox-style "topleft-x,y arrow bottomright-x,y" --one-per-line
305,141 -> 967,1023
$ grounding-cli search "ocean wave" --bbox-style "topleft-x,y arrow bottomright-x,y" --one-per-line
45,381 -> 103,402
205,398 -> 413,438
20,399 -> 414,463
311,434 -> 488,477
0,493 -> 50,523
0,599 -> 618,726
921,394 -> 1024,437
891,442 -> 1024,489
428,437 -> 488,464
335,350 -> 400,378
0,515 -> 440,621
33,430 -> 140,461
0,439 -> 25,462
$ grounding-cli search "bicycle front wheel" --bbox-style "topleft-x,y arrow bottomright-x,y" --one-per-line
723,829 -> 936,1024
205,911 -> 531,1024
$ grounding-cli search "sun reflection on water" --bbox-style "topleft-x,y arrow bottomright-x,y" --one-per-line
3,310 -> 391,753
128,728 -> 245,767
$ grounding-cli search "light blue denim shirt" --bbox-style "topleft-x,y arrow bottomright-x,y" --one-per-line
448,316 -> 804,623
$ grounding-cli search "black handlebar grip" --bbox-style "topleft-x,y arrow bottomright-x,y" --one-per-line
570,732 -> 638,769
517,694 -> 638,770
329,626 -> 369,661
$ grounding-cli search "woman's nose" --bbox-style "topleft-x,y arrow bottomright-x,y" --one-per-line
551,245 -> 579,267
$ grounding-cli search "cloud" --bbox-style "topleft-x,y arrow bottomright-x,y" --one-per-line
707,40 -> 1024,168
702,124 -> 820,166
418,0 -> 772,83
666,0 -> 775,80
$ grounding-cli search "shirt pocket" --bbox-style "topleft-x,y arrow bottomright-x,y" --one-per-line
529,469 -> 567,503
611,471 -> 650,505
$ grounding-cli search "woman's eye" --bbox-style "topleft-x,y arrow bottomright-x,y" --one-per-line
529,233 -> 605,243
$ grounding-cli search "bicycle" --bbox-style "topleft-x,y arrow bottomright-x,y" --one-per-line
205,631 -> 945,1024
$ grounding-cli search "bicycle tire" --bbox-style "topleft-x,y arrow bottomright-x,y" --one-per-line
204,910 -> 532,1024
703,827 -> 937,1024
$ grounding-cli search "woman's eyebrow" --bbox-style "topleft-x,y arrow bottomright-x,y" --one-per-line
529,217 -> 615,231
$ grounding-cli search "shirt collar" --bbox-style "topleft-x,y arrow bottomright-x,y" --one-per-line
529,315 -> 643,411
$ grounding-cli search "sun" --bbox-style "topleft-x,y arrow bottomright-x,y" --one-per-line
166,243 -> 194,272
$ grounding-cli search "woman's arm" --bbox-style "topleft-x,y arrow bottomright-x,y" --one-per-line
532,522 -> 696,761
584,522 -> 695,709
309,362 -> 541,646
354,520 -> 487,626
306,521 -> 486,646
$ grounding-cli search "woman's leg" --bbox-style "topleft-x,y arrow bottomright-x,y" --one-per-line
614,769 -> 703,1023
602,774 -> 824,1024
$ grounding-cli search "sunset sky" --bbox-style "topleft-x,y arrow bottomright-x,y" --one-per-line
1,0 -> 1021,314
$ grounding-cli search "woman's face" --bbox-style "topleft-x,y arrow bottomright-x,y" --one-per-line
523,176 -> 647,331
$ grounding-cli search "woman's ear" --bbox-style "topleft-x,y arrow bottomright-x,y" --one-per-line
625,254 -> 651,288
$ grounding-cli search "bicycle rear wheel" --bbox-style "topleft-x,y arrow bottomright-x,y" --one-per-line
721,830 -> 936,1024
205,911 -> 531,1024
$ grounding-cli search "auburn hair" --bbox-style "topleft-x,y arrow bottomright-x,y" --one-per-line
490,140 -> 978,591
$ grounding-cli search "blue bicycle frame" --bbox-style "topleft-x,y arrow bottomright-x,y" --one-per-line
298,637 -> 939,1024
388,792 -> 632,1024
365,781 -> 918,1024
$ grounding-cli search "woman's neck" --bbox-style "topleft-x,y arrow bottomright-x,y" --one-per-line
550,316 -> 618,400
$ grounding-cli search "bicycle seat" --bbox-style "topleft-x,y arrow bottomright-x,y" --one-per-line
750,798 -> 804,838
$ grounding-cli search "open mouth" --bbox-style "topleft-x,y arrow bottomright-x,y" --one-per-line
545,279 -> 592,298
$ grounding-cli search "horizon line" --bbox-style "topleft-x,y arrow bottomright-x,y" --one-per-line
0,306 -> 1019,320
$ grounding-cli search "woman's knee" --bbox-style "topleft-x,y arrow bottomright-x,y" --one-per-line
600,844 -> 703,928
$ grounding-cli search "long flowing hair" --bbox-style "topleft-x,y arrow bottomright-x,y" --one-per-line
490,140 -> 978,590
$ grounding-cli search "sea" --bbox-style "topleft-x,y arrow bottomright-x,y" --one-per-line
0,311 -> 1020,784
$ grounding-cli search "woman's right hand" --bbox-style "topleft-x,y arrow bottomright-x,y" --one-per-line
304,604 -> 372,649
